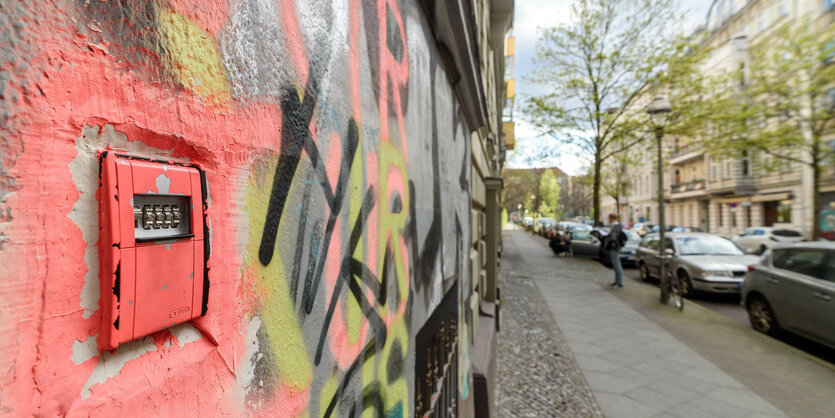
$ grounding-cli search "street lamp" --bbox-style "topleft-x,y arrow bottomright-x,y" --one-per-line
647,96 -> 671,303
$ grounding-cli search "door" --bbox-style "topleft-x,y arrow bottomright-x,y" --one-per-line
638,236 -> 659,274
736,228 -> 764,252
768,249 -> 830,340
570,231 -> 599,257
815,251 -> 835,346
701,200 -> 710,233
763,202 -> 778,226
651,237 -> 675,277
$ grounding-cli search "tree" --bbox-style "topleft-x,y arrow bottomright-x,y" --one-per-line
523,0 -> 680,226
540,169 -> 563,219
600,138 -> 635,220
706,19 -> 835,239
501,168 -> 538,214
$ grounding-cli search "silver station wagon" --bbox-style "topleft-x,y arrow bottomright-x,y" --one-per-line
743,242 -> 835,349
636,232 -> 760,295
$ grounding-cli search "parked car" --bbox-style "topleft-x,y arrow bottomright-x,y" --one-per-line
743,242 -> 835,349
569,223 -> 592,232
523,217 -> 534,229
597,229 -> 643,267
732,227 -> 805,254
650,225 -> 676,233
636,232 -> 759,295
632,223 -> 655,236
567,230 -> 603,258
533,217 -> 557,236
672,226 -> 703,233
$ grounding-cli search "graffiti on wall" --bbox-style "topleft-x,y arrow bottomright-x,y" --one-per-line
232,1 -> 471,415
0,0 -> 474,416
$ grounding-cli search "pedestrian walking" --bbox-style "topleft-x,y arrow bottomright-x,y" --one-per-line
606,213 -> 627,288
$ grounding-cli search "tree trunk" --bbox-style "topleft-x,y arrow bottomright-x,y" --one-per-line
811,143 -> 821,240
615,195 -> 620,223
593,152 -> 602,226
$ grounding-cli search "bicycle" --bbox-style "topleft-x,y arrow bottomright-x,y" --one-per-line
659,254 -> 684,311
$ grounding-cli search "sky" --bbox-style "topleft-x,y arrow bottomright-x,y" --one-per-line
506,0 -> 716,175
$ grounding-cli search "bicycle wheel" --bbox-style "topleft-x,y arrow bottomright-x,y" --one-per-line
671,276 -> 684,311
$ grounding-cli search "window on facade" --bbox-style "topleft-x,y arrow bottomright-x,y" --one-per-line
739,62 -> 746,85
758,12 -> 765,33
781,158 -> 792,172
710,163 -> 718,181
718,204 -> 724,226
779,3 -> 787,16
741,151 -> 750,176
828,0 -> 835,11
732,207 -> 738,227
777,201 -> 792,223
723,160 -> 733,178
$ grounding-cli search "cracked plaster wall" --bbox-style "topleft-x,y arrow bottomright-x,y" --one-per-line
0,0 -> 476,416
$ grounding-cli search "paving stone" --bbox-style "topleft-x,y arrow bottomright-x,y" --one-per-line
706,388 -> 785,415
495,235 -> 603,417
594,392 -> 661,418
574,354 -> 622,373
584,371 -> 645,394
625,386 -> 682,411
499,230 -> 791,418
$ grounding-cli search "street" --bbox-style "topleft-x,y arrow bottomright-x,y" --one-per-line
498,227 -> 835,418
619,245 -> 835,367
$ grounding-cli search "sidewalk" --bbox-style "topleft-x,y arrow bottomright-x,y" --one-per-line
500,229 -> 790,418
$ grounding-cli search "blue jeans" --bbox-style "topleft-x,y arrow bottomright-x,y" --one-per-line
608,248 -> 623,286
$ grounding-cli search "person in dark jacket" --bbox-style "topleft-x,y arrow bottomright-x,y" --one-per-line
606,213 -> 625,288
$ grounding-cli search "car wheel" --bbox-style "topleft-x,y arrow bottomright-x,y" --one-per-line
677,270 -> 695,297
639,262 -> 651,281
747,295 -> 780,336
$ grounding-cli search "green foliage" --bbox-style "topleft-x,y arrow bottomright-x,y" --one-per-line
522,0 -> 682,225
540,169 -> 563,219
704,18 -> 835,238
502,169 -> 538,213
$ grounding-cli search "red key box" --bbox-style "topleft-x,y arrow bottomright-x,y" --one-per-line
97,152 -> 209,351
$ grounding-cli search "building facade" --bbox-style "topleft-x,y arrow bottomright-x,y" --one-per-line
603,0 -> 835,238
0,0 -> 513,416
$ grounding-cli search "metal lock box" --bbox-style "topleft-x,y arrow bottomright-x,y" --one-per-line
97,152 -> 209,351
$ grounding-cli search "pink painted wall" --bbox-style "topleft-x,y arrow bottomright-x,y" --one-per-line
0,0 -> 475,416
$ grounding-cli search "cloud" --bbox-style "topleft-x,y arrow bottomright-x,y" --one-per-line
506,119 -> 590,175
509,0 -> 715,173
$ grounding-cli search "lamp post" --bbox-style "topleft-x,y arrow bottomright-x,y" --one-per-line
647,96 -> 672,303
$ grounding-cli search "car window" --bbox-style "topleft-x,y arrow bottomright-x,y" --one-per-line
624,230 -> 641,242
674,235 -> 743,255
753,229 -> 765,235
641,237 -> 659,250
773,249 -> 828,280
572,232 -> 591,241
773,229 -> 803,237
663,238 -> 674,252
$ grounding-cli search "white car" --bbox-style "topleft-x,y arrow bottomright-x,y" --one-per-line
732,227 -> 805,254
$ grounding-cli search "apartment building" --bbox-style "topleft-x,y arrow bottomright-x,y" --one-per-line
604,0 -> 835,239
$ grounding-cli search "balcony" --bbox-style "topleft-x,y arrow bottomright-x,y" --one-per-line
669,144 -> 704,165
670,179 -> 707,199
709,175 -> 756,196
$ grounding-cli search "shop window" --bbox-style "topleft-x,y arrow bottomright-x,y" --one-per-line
777,201 -> 792,223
